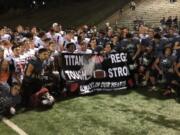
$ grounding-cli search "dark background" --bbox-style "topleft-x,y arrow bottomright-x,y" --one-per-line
0,0 -> 129,29
0,0 -> 90,13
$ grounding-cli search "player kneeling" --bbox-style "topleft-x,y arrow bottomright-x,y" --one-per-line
0,83 -> 21,116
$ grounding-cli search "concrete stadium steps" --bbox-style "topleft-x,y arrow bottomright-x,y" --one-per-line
100,0 -> 180,29
118,0 -> 180,27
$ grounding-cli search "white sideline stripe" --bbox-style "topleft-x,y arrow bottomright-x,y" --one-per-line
2,117 -> 28,135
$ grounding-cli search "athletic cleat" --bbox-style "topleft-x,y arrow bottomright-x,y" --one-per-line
149,86 -> 158,92
141,81 -> 147,86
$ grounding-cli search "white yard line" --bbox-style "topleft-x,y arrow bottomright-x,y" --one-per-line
2,117 -> 28,135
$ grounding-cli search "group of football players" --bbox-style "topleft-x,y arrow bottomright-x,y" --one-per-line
0,22 -> 179,115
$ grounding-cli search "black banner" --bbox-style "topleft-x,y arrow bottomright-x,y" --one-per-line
61,52 -> 130,94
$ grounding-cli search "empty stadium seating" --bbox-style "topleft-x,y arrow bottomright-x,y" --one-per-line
100,0 -> 180,29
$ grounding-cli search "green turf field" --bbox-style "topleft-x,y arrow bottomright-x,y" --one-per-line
1,89 -> 180,135
0,122 -> 17,135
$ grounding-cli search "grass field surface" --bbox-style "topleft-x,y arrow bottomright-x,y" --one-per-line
0,122 -> 17,135
1,89 -> 180,135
